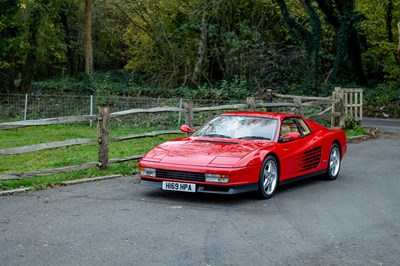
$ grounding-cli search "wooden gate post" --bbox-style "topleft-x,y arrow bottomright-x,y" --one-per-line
293,97 -> 303,116
337,89 -> 345,128
98,106 -> 110,170
184,101 -> 194,128
246,97 -> 256,110
265,89 -> 273,111
331,87 -> 345,128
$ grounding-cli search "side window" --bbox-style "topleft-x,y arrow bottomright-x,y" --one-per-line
280,118 -> 300,142
295,118 -> 312,136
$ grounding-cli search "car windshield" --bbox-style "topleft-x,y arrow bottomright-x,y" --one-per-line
194,115 -> 278,141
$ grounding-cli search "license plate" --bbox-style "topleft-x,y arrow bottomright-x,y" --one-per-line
162,181 -> 196,193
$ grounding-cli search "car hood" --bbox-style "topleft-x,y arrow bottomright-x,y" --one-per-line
142,137 -> 273,167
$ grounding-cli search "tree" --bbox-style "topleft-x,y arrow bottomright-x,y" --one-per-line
386,0 -> 394,42
276,0 -> 321,85
83,0 -> 93,74
356,0 -> 400,80
316,0 -> 367,85
19,2 -> 42,91
0,0 -> 21,92
397,22 -> 400,64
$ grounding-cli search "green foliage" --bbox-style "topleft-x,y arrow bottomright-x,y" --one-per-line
32,70 -> 255,101
0,0 -> 399,104
363,81 -> 400,118
344,115 -> 360,130
343,115 -> 366,137
356,0 -> 400,82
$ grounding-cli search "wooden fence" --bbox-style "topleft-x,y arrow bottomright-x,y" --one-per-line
0,107 -> 182,180
342,88 -> 363,122
0,88 -> 361,181
183,87 -> 361,128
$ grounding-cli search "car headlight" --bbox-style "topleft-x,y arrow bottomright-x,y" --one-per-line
205,173 -> 230,183
140,167 -> 156,177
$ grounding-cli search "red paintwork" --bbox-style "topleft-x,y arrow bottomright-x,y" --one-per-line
139,111 -> 347,191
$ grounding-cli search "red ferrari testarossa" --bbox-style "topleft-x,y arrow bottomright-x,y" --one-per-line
139,112 -> 346,199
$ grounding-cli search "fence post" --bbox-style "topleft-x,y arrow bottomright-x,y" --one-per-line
98,106 -> 110,170
265,89 -> 273,111
24,94 -> 28,120
331,90 -> 336,127
184,101 -> 193,128
360,89 -> 363,122
332,87 -> 345,128
178,98 -> 183,127
89,95 -> 94,127
246,97 -> 256,110
337,88 -> 345,128
293,97 -> 303,116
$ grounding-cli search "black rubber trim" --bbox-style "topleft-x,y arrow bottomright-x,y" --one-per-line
279,170 -> 326,185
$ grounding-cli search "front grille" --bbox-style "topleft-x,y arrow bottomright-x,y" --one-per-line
156,169 -> 205,182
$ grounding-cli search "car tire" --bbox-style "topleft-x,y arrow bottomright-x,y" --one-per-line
326,143 -> 341,180
258,155 -> 279,199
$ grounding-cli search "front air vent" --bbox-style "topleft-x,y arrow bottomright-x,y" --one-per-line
156,169 -> 205,182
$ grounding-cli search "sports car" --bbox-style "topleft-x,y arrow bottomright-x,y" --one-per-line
139,111 -> 346,199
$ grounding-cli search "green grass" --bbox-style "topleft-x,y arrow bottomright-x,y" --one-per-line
345,127 -> 367,137
0,124 -> 183,191
343,116 -> 367,137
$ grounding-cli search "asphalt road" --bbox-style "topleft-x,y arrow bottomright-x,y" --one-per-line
1,121 -> 399,266
362,117 -> 400,128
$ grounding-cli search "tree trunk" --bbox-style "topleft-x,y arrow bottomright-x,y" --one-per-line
60,5 -> 76,76
84,0 -> 93,74
19,7 -> 41,92
0,54 -> 16,93
192,15 -> 208,85
386,0 -> 393,42
327,18 -> 353,84
276,0 -> 321,84
348,30 -> 367,85
397,22 -> 400,64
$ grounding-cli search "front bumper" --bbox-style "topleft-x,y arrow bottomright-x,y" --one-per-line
140,178 -> 258,195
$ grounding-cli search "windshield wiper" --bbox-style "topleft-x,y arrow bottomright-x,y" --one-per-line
201,133 -> 231,139
238,136 -> 271,140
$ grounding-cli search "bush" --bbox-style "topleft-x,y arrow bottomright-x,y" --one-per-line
364,81 -> 400,118
32,71 -> 255,101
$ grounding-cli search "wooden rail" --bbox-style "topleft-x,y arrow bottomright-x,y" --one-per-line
0,138 -> 98,156
110,107 -> 184,118
183,89 -> 349,127
0,155 -> 146,180
0,115 -> 99,130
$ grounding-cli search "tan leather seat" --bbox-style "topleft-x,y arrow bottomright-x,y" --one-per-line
281,124 -> 290,137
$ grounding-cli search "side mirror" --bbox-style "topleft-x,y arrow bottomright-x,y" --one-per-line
180,124 -> 195,134
282,132 -> 301,141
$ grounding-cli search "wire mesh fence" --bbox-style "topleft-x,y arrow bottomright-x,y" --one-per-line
0,93 -> 337,130
0,94 -> 250,130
